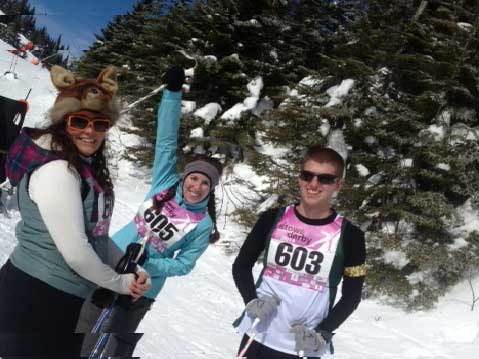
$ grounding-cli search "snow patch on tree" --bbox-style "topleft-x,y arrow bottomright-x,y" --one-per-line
221,77 -> 263,122
457,22 -> 473,31
182,101 -> 196,114
426,124 -> 445,141
247,76 -> 263,97
400,159 -> 413,168
355,164 -> 370,177
436,163 -> 450,171
203,55 -> 217,62
319,120 -> 330,137
299,76 -> 322,87
194,103 -> 222,124
255,132 -> 290,160
383,250 -> 409,269
353,118 -> 363,127
325,79 -> 354,107
436,110 -> 451,125
448,237 -> 468,251
190,127 -> 204,139
453,200 -> 479,234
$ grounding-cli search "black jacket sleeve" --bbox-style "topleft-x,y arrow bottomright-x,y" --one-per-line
232,208 -> 279,305
317,221 -> 366,333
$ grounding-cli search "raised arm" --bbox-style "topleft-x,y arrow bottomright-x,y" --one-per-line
149,67 -> 185,196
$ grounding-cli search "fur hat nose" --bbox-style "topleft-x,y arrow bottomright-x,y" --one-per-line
49,65 -> 121,125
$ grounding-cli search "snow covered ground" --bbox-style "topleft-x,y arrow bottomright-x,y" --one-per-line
1,38 -> 479,358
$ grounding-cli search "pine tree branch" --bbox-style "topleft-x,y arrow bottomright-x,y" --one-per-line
431,0 -> 475,18
469,266 -> 477,311
412,1 -> 428,22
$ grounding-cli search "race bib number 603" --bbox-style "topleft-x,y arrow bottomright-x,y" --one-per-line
274,242 -> 324,275
265,240 -> 329,291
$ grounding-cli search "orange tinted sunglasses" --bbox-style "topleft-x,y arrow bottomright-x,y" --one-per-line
66,114 -> 111,133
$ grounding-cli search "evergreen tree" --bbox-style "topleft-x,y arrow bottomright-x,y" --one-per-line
258,0 -> 479,309
75,0 -> 479,309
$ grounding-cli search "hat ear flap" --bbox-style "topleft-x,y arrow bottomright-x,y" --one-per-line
50,65 -> 76,90
97,65 -> 118,95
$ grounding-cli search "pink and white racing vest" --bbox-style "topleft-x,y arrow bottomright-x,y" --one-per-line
237,205 -> 344,357
134,190 -> 206,253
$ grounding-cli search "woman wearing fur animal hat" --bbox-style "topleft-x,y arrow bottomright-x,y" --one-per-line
77,67 -> 224,357
0,65 -> 151,357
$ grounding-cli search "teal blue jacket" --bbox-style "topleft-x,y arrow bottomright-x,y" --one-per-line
112,89 -> 213,299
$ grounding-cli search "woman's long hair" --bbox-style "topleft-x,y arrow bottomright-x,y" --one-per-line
30,122 -> 113,192
153,155 -> 223,243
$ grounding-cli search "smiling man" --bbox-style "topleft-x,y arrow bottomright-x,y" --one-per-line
232,145 -> 366,359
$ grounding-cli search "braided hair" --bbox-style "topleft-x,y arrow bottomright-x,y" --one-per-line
152,182 -> 179,212
207,190 -> 220,243
189,155 -> 223,243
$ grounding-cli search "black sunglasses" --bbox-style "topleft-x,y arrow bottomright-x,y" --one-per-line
299,170 -> 339,185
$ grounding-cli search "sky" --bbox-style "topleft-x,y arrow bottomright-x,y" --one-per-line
28,0 -> 140,59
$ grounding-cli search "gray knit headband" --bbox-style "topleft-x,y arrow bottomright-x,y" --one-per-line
182,160 -> 220,189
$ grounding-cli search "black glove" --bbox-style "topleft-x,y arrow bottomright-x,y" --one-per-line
163,66 -> 185,92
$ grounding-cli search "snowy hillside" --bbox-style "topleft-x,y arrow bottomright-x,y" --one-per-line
1,38 -> 479,358
0,39 -> 56,127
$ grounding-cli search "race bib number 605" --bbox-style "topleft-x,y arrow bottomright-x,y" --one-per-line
144,208 -> 179,241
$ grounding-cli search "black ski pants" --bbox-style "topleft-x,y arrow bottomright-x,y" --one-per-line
238,334 -> 321,359
0,260 -> 85,358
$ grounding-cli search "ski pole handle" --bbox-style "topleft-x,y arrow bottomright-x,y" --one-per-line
250,317 -> 260,330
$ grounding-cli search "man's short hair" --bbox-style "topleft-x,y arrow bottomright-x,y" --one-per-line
302,145 -> 345,177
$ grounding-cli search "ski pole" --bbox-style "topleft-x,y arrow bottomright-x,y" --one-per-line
237,318 -> 261,358
120,85 -> 165,115
0,180 -> 9,190
120,50 -> 197,115
13,88 -> 31,124
88,233 -> 150,358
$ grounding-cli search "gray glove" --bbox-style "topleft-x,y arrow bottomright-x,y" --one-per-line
290,324 -> 331,353
245,295 -> 280,322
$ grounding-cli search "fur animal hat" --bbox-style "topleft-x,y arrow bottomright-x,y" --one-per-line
49,65 -> 121,125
